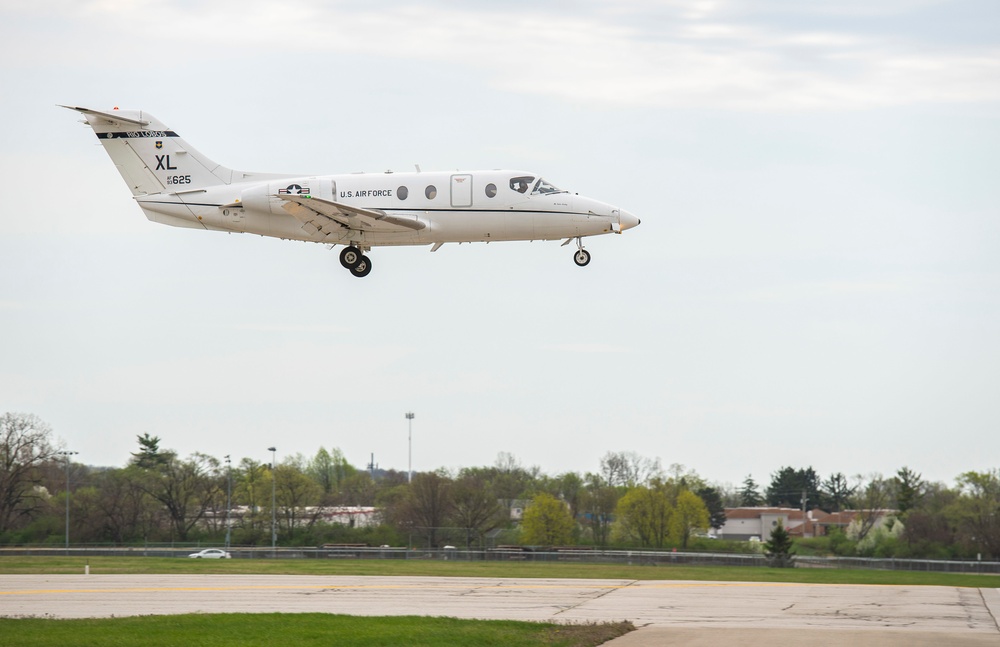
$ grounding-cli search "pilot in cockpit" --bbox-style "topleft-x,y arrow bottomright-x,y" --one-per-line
509,176 -> 534,194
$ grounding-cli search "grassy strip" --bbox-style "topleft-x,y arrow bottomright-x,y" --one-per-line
1,555 -> 997,587
0,614 -> 634,647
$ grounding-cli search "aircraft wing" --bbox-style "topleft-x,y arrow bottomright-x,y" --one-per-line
277,194 -> 425,237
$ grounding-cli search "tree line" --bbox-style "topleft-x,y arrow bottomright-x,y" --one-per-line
2,412 -> 998,559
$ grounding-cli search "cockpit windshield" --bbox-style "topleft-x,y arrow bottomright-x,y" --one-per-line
510,176 -> 534,194
531,178 -> 566,195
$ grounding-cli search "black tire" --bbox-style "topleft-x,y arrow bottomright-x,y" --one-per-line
573,249 -> 591,267
350,255 -> 373,278
340,246 -> 363,269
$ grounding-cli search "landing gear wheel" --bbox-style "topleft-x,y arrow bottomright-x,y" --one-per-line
340,246 -> 363,269
573,249 -> 591,267
350,255 -> 373,278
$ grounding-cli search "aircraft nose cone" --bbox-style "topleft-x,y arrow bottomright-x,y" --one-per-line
619,209 -> 640,231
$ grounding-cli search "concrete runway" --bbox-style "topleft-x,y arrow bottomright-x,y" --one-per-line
2,575 -> 998,646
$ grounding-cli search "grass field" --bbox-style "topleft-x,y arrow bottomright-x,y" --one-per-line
0,614 -> 635,647
2,555 -> 998,588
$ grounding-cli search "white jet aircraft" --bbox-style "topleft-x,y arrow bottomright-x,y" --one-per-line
65,106 -> 640,277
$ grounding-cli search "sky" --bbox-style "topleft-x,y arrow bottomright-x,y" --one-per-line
1,0 -> 998,491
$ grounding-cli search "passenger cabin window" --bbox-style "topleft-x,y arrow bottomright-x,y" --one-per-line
531,178 -> 566,195
485,183 -> 497,198
425,185 -> 437,199
397,186 -> 409,200
509,176 -> 534,194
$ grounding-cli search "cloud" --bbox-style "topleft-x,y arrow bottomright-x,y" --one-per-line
542,343 -> 631,354
739,280 -> 904,303
9,1 -> 1000,111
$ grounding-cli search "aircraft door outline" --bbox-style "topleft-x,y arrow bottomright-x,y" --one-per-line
450,174 -> 473,208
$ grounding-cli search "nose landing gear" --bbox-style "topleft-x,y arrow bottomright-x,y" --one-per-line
571,237 -> 591,267
339,245 -> 373,278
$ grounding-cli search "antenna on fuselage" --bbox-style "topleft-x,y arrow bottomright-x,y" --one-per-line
414,164 -> 421,173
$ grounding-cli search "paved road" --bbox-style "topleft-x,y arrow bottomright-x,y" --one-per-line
2,575 -> 998,646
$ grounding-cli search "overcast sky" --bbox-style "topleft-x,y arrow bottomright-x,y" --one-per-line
1,0 -> 998,491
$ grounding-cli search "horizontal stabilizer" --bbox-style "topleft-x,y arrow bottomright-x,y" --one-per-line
60,105 -> 149,127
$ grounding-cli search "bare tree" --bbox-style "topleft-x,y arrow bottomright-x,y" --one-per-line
849,474 -> 892,541
451,471 -> 505,548
0,413 -> 59,533
581,473 -> 618,546
133,451 -> 223,541
955,470 -> 1000,558
600,451 -> 662,487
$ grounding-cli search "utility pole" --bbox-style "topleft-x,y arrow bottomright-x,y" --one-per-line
224,455 -> 232,550
56,450 -> 78,554
801,489 -> 808,538
268,446 -> 277,555
405,412 -> 414,483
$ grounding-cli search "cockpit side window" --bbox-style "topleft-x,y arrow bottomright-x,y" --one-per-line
531,178 -> 565,195
509,176 -> 534,194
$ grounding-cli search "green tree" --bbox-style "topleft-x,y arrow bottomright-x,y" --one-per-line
307,447 -> 356,499
130,433 -> 167,469
671,489 -> 710,548
695,485 -> 726,530
893,467 -> 924,516
614,486 -> 671,548
767,466 -> 821,509
521,492 -> 575,546
764,519 -> 794,567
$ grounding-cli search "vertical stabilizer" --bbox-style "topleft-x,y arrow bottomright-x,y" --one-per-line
63,106 -> 236,196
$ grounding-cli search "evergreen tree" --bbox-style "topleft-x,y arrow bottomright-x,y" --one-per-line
766,466 -> 821,509
764,520 -> 794,567
894,466 -> 924,516
131,433 -> 167,469
696,485 -> 727,529
739,475 -> 763,507
821,472 -> 855,512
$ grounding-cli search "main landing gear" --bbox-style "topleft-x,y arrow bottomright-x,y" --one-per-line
339,245 -> 372,278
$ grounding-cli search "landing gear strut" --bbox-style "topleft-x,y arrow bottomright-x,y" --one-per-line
572,238 -> 591,267
339,245 -> 373,278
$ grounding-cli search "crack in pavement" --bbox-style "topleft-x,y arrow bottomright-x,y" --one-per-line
553,580 -> 638,617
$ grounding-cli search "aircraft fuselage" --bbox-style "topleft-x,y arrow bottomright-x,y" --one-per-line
138,170 -> 627,247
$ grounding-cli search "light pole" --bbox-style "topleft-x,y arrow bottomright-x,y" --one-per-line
224,455 -> 232,550
268,447 -> 277,553
56,450 -> 78,553
405,412 -> 414,483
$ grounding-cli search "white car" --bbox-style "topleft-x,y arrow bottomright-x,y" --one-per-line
188,548 -> 231,559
